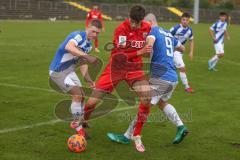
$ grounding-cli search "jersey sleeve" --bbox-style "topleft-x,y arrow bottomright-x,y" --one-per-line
85,11 -> 92,27
170,25 -> 178,36
223,22 -> 227,31
189,29 -> 194,40
69,33 -> 84,46
210,22 -> 217,31
98,12 -> 104,28
147,27 -> 158,40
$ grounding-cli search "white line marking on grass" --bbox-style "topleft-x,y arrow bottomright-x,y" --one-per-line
0,119 -> 62,134
0,83 -> 55,93
0,82 -> 138,134
0,82 -> 135,103
0,106 -> 137,134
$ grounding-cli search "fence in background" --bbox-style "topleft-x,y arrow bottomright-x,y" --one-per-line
0,0 -> 240,23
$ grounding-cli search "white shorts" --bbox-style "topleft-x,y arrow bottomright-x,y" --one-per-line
149,78 -> 178,104
174,51 -> 185,68
214,43 -> 224,54
49,71 -> 82,93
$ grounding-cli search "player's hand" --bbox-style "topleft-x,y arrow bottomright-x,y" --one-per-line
189,52 -> 193,61
102,27 -> 105,32
213,38 -> 218,43
137,45 -> 152,56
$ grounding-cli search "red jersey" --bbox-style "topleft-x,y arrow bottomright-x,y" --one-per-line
86,9 -> 104,27
111,19 -> 151,68
95,19 -> 150,92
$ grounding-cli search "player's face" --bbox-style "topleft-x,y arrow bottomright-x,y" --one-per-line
130,18 -> 141,29
93,6 -> 98,10
87,26 -> 101,40
220,15 -> 227,22
181,17 -> 190,27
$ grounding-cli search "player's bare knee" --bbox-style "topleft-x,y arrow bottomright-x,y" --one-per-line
218,54 -> 224,58
140,96 -> 151,105
158,100 -> 167,110
179,67 -> 186,72
72,95 -> 83,102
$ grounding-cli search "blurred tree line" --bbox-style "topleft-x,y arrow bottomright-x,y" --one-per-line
86,0 -> 235,9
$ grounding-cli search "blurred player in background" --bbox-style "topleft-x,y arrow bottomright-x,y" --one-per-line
170,13 -> 195,93
108,13 -> 189,149
49,20 -> 102,136
81,5 -> 152,152
86,5 -> 105,53
208,12 -> 230,71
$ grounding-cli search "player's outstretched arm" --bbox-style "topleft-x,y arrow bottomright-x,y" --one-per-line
65,40 -> 98,64
189,39 -> 194,60
79,63 -> 95,88
225,30 -> 230,40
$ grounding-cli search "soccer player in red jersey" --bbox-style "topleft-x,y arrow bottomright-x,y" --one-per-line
86,5 -> 105,53
75,5 -> 152,152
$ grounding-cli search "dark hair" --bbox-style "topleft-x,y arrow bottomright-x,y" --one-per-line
129,5 -> 146,23
90,19 -> 102,29
181,12 -> 191,18
219,12 -> 227,16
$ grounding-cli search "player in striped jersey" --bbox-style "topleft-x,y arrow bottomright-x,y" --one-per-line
208,12 -> 230,71
170,13 -> 195,93
49,19 -> 102,137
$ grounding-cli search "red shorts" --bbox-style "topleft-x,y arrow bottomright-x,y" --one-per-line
95,63 -> 146,93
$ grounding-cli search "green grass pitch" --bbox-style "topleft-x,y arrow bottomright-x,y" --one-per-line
0,20 -> 240,160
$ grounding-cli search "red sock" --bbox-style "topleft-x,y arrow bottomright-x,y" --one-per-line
133,103 -> 150,136
84,104 -> 96,121
95,38 -> 98,49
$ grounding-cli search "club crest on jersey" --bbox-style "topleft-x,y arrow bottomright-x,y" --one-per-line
119,36 -> 127,46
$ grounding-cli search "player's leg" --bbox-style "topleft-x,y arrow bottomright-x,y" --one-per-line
108,79 -> 151,152
131,79 -> 151,152
68,86 -> 86,135
84,64 -> 118,123
158,100 -> 188,144
64,72 -> 89,137
208,43 -> 224,71
94,37 -> 100,52
150,78 -> 188,144
83,89 -> 105,121
49,71 -> 87,137
174,51 -> 193,92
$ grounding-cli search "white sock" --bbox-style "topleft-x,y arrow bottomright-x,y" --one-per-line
71,101 -> 84,131
209,55 -> 219,67
124,116 -> 137,139
71,101 -> 83,116
151,96 -> 160,105
163,104 -> 183,127
179,72 -> 190,89
210,55 -> 219,63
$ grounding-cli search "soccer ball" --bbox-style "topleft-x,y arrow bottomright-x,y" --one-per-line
68,134 -> 87,153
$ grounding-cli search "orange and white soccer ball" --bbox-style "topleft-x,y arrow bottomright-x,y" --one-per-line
68,134 -> 87,153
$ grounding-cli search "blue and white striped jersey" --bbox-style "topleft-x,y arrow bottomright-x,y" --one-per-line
210,20 -> 228,44
170,24 -> 194,45
49,31 -> 92,72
